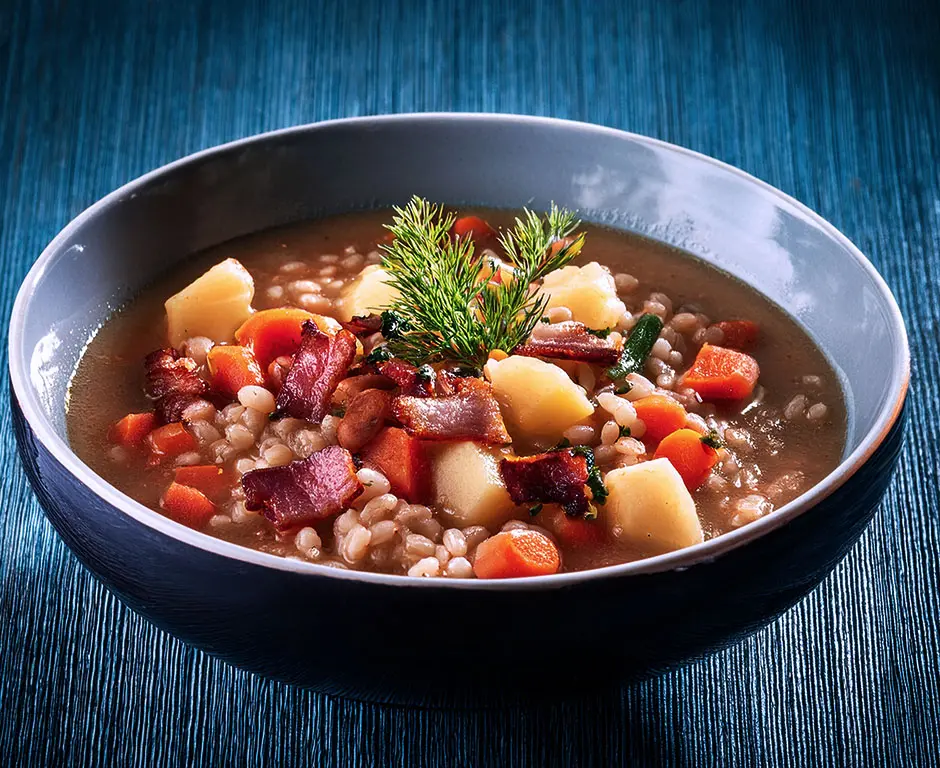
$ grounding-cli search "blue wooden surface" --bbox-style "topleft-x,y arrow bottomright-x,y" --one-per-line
2,0 -> 939,765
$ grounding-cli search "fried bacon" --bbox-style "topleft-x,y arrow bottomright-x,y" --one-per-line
144,348 -> 210,424
275,322 -> 358,421
499,450 -> 592,518
515,321 -> 621,366
378,358 -> 434,397
341,314 -> 383,336
391,379 -> 510,444
241,445 -> 362,530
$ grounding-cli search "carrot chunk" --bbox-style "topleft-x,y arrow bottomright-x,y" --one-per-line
541,507 -> 605,548
359,426 -> 430,503
174,465 -> 230,500
235,308 -> 323,369
206,344 -> 265,399
633,394 -> 687,443
473,529 -> 561,579
109,412 -> 157,447
683,344 -> 760,401
715,320 -> 759,350
161,482 -> 215,529
653,428 -> 719,489
450,215 -> 497,246
147,422 -> 198,461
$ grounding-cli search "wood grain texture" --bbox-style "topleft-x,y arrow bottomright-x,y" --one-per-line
1,0 -> 939,765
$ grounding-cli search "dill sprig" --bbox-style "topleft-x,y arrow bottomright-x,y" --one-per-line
378,196 -> 584,368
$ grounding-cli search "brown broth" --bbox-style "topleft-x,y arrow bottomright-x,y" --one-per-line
67,209 -> 847,574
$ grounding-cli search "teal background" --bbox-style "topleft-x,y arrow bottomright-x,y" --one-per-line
2,0 -> 938,765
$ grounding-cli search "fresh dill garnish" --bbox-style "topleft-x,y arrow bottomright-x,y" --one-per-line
701,430 -> 725,449
618,425 -> 631,438
380,309 -> 409,340
529,503 -> 543,516
570,445 -> 608,510
539,317 -> 551,324
366,344 -> 393,364
552,437 -> 572,450
614,383 -> 632,395
378,196 -> 585,368
585,327 -> 612,338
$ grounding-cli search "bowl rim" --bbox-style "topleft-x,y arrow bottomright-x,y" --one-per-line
8,112 -> 911,591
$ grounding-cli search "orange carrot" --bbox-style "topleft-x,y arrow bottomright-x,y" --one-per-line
161,482 -> 215,529
450,215 -> 497,245
473,529 -> 561,579
206,344 -> 265,398
174,465 -> 230,499
147,422 -> 197,461
683,344 -> 760,401
653,428 -> 719,489
542,507 -> 604,548
109,412 -> 157,447
235,308 -> 322,369
359,427 -> 429,503
633,394 -> 687,443
715,320 -> 759,350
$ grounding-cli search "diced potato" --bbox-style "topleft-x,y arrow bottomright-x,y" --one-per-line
337,265 -> 400,321
604,458 -> 704,552
540,261 -> 626,329
165,258 -> 255,347
433,442 -> 516,528
487,355 -> 594,444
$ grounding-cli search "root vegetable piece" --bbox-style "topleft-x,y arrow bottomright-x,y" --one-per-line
539,261 -> 626,329
359,426 -> 430,503
109,412 -> 157,447
604,458 -> 704,552
653,428 -> 719,489
683,344 -> 760,401
235,308 -> 340,369
161,482 -> 215,530
473,529 -> 561,579
165,258 -> 255,347
173,465 -> 231,500
206,345 -> 265,399
632,395 -> 688,443
337,265 -> 400,322
432,441 -> 516,528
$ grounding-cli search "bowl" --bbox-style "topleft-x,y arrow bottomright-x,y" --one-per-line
9,114 -> 909,703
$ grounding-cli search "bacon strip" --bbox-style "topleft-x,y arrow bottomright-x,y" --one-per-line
241,445 -> 362,530
144,348 -> 210,424
515,321 -> 621,365
341,314 -> 383,336
392,380 -> 510,444
275,322 -> 358,421
378,359 -> 434,397
499,450 -> 592,518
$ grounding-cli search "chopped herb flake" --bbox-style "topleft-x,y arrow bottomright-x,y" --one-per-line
701,430 -> 725,449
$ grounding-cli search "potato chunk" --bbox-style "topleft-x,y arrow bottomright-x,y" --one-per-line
337,265 -> 400,321
604,458 -> 704,552
433,442 -> 516,528
487,355 -> 594,444
540,261 -> 626,329
165,258 -> 255,347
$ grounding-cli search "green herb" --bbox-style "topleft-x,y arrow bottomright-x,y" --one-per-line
701,430 -> 725,449
416,364 -> 435,383
571,445 -> 608,511
378,196 -> 584,368
380,309 -> 410,340
614,383 -> 632,395
618,425 -> 631,438
586,327 -> 612,339
552,437 -> 572,450
331,406 -> 347,418
606,314 -> 664,381
366,344 -> 393,364
528,503 -> 543,516
539,317 -> 551,324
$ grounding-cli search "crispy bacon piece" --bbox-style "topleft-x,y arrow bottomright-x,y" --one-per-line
391,379 -> 510,444
241,445 -> 362,531
144,348 -> 210,424
275,322 -> 358,421
515,321 -> 621,365
341,314 -> 384,336
499,450 -> 592,518
378,359 -> 434,397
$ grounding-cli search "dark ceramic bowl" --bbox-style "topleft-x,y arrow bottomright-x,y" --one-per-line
9,114 -> 909,704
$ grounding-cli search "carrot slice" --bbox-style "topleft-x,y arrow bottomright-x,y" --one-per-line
147,422 -> 198,461
109,412 -> 157,447
683,344 -> 760,401
541,507 -> 604,548
473,529 -> 561,579
235,308 -> 324,369
359,426 -> 430,503
653,428 -> 719,489
174,465 -> 230,499
161,482 -> 215,529
450,215 -> 497,246
633,394 -> 687,443
715,320 -> 759,350
206,344 -> 265,398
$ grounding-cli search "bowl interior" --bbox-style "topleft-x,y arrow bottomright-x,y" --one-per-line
12,115 -> 907,532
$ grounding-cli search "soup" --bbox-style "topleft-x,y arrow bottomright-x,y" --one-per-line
67,200 -> 846,578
